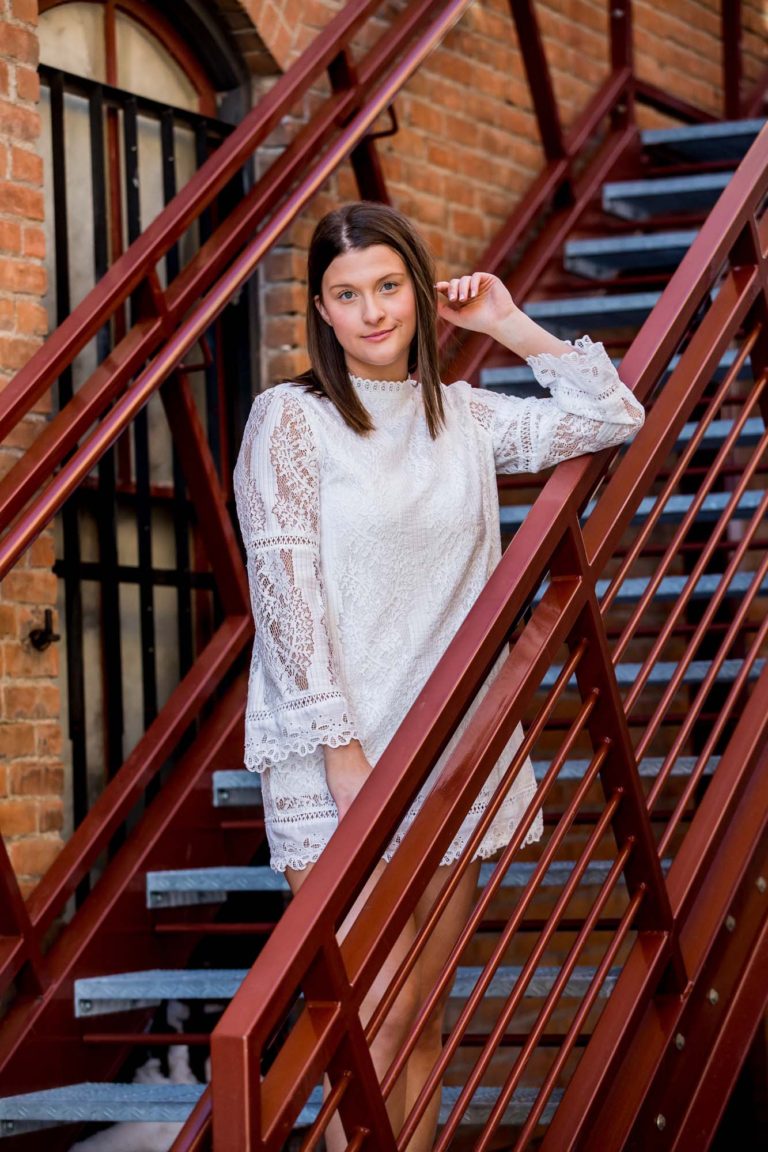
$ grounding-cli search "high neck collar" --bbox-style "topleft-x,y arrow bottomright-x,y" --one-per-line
349,373 -> 419,412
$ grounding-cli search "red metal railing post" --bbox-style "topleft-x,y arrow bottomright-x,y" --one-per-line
327,50 -> 392,204
508,0 -> 567,166
608,0 -> 635,130
722,0 -> 743,119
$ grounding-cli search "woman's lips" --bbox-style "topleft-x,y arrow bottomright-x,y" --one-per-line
363,328 -> 395,342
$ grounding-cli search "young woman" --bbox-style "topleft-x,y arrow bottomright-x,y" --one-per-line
233,201 -> 644,1150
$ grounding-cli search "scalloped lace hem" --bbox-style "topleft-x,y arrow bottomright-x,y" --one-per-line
526,334 -> 602,378
244,725 -> 358,773
268,805 -> 545,872
270,846 -> 327,873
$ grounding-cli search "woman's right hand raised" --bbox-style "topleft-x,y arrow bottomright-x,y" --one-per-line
323,739 -> 373,822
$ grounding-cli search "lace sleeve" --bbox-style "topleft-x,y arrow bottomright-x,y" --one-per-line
468,335 -> 644,474
233,387 -> 357,771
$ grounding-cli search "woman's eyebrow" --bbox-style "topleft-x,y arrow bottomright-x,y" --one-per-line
327,272 -> 405,290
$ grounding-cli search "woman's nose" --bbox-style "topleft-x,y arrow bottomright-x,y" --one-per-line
362,295 -> 385,324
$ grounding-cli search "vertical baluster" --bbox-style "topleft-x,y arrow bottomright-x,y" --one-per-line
195,122 -> 222,640
161,109 -> 194,682
722,0 -> 743,119
91,84 -> 125,785
123,97 -> 158,731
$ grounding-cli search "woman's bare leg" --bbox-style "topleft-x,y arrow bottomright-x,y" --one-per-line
400,858 -> 482,1152
285,860 -> 419,1151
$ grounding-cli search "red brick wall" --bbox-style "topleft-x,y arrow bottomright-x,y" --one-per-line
0,0 -> 63,896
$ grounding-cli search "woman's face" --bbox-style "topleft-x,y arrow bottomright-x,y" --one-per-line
315,244 -> 417,381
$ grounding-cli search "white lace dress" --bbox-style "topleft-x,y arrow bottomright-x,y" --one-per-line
233,337 -> 644,872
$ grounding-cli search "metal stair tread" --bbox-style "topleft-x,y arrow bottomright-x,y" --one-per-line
541,656 -> 764,690
213,754 -> 718,806
146,865 -> 289,905
500,487 -> 766,530
565,230 -> 698,256
0,1082 -> 563,1133
597,570 -> 767,603
602,171 -> 732,221
0,1083 -> 206,1132
640,118 -> 766,159
564,230 -> 697,277
148,854 -> 676,903
73,962 -> 621,1016
523,291 -> 661,329
603,172 -> 732,196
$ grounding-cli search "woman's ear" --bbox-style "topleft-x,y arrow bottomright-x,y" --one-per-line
314,294 -> 330,325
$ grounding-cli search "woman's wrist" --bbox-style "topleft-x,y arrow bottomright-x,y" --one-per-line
490,307 -> 571,360
324,739 -> 372,819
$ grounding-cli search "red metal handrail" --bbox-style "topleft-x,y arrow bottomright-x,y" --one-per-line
207,127 -> 768,1149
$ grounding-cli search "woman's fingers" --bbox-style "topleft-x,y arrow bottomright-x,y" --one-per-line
435,272 -> 494,306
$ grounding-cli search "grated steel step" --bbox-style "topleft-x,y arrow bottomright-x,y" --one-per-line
500,487 -> 766,531
564,229 -> 697,279
213,755 -> 719,807
541,657 -> 764,691
73,962 -> 622,1017
602,172 -> 732,221
0,1082 -> 563,1136
523,291 -> 661,334
146,865 -> 288,906
598,570 -> 768,604
480,346 -> 751,393
640,118 -> 766,163
0,1083 -> 205,1137
148,854 -> 675,906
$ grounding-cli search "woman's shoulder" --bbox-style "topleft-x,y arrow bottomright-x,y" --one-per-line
245,381 -> 318,426
440,378 -> 497,431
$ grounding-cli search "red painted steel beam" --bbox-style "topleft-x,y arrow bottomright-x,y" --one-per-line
170,1091 -> 213,1152
508,0 -> 566,163
583,146 -> 768,574
571,587 -> 678,941
540,928 -> 675,1152
668,903 -> 768,1149
635,79 -> 719,125
722,0 -> 743,119
666,667 -> 768,931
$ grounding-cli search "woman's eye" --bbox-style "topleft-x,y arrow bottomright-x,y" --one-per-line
338,290 -> 355,301
381,281 -> 398,292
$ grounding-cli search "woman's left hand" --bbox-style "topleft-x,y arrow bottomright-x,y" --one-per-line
435,272 -> 520,337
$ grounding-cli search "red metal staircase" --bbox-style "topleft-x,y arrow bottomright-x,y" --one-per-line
0,2 -> 766,1149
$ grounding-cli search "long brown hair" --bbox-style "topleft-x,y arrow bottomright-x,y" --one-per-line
293,202 -> 445,438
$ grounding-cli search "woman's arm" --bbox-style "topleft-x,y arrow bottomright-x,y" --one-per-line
436,271 -> 570,359
323,740 -> 373,822
233,388 -> 359,772
437,272 -> 644,473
